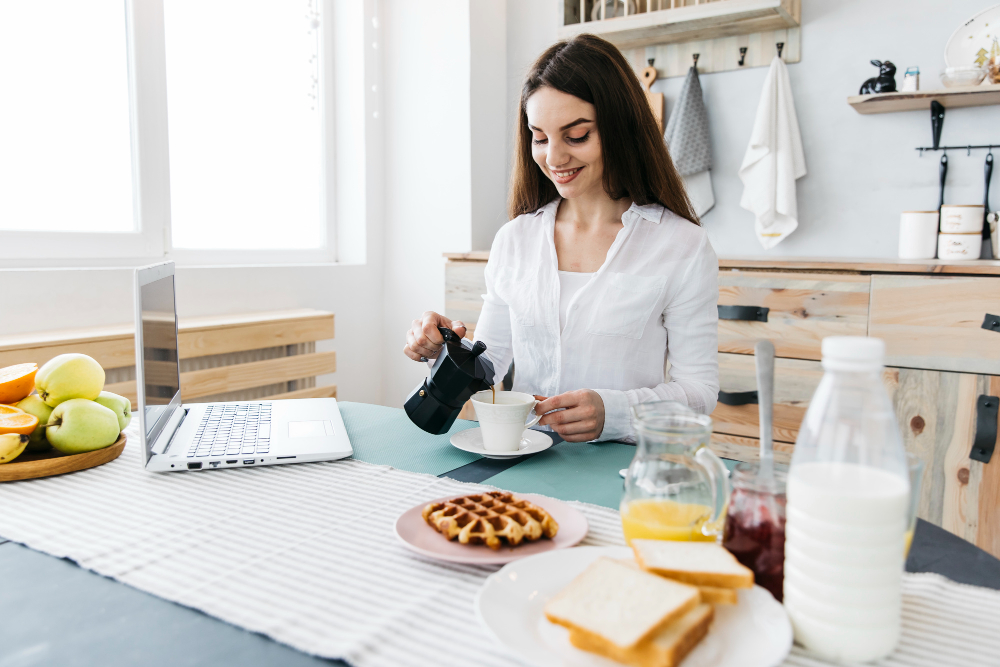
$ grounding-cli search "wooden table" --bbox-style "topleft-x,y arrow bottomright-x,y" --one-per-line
1,421 -> 997,666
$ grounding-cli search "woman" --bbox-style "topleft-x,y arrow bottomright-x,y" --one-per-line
403,34 -> 718,443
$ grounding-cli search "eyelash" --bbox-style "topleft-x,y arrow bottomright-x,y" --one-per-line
532,131 -> 591,146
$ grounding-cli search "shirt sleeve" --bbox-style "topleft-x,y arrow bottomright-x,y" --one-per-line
472,232 -> 514,387
593,234 -> 719,443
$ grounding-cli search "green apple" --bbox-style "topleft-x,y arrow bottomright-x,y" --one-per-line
15,394 -> 53,452
35,353 -> 105,407
46,399 -> 120,454
94,391 -> 131,431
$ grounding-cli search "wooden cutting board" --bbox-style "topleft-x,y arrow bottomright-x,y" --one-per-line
0,433 -> 126,482
641,65 -> 664,132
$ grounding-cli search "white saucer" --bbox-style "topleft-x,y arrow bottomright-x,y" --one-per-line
450,427 -> 553,459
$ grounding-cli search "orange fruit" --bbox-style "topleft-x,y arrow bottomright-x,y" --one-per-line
0,364 -> 37,404
0,411 -> 39,436
0,405 -> 24,415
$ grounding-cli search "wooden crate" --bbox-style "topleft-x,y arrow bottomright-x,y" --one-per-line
0,310 -> 337,405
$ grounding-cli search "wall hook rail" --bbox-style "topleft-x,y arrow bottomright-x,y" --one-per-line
738,47 -> 747,66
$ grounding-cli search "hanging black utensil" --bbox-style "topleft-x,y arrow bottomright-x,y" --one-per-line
936,153 -> 948,257
983,152 -> 994,259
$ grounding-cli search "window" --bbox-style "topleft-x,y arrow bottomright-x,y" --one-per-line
0,1 -> 133,234
0,0 -> 338,264
164,0 -> 326,251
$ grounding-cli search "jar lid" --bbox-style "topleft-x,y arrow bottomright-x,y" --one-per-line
730,461 -> 788,493
821,336 -> 885,371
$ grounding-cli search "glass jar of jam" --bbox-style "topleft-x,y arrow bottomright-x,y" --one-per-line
722,462 -> 787,601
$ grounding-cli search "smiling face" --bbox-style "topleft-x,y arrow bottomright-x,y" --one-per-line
525,86 -> 603,201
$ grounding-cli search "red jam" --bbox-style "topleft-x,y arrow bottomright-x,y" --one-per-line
722,465 -> 787,601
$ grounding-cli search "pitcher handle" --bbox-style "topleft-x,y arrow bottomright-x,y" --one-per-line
694,446 -> 730,537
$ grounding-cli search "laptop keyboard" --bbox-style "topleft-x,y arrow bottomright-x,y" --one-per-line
189,403 -> 272,458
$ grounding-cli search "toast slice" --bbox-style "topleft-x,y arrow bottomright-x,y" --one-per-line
544,557 -> 700,649
694,585 -> 738,605
569,603 -> 715,667
614,558 -> 738,604
632,539 -> 754,589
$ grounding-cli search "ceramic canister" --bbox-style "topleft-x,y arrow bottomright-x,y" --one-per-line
938,233 -> 980,260
940,205 -> 984,233
898,211 -> 939,259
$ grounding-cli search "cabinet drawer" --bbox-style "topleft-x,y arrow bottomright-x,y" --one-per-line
718,272 -> 871,360
870,275 -> 1000,375
709,433 -> 794,466
885,368 -> 1000,558
711,353 -> 822,444
445,260 -> 488,334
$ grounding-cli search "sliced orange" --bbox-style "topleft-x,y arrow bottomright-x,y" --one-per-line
0,405 -> 24,415
0,363 -> 37,404
0,411 -> 39,435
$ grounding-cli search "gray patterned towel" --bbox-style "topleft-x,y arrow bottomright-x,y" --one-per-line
664,66 -> 712,177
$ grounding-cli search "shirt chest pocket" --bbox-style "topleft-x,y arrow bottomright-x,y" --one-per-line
586,272 -> 666,339
496,266 -> 536,327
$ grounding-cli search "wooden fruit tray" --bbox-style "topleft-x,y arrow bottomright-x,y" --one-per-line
0,433 -> 126,482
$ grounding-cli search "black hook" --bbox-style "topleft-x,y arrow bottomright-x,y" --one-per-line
648,58 -> 655,67
931,100 -> 945,150
692,53 -> 700,67
969,145 -> 973,156
776,42 -> 784,58
738,47 -> 747,66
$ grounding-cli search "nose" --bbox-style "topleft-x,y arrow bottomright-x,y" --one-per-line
547,140 -> 571,170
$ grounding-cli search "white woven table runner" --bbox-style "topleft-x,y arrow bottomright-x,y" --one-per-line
0,424 -> 997,667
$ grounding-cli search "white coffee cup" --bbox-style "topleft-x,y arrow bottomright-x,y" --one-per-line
898,211 -> 939,259
471,390 -> 543,452
937,233 -> 980,260
939,205 -> 984,233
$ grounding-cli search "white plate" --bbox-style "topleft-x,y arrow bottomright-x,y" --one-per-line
476,546 -> 792,667
945,4 -> 1000,68
451,427 -> 553,459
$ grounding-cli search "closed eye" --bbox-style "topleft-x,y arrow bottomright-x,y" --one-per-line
567,131 -> 590,145
532,137 -> 548,145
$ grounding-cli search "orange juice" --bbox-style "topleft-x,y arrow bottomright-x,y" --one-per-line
620,498 -> 716,543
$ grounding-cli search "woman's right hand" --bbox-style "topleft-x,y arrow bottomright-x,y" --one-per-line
403,311 -> 467,362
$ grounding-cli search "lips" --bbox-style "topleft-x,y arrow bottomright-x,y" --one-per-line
551,166 -> 583,184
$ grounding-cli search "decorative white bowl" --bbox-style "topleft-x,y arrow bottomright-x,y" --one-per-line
941,66 -> 987,88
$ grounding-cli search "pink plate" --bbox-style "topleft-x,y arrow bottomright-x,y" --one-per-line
394,492 -> 590,565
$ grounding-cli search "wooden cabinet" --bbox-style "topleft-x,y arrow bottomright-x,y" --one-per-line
443,253 -> 1000,557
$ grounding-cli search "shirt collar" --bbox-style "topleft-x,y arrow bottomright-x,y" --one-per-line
533,198 -> 663,225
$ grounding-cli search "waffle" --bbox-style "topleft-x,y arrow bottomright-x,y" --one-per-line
422,491 -> 559,550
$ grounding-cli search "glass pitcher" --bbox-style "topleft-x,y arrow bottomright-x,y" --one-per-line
620,402 -> 730,543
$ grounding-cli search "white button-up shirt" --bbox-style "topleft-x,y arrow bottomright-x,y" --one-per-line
474,198 -> 719,443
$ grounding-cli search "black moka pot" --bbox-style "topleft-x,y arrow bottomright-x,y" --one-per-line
404,327 -> 495,435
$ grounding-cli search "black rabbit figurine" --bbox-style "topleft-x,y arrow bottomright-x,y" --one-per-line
859,60 -> 897,94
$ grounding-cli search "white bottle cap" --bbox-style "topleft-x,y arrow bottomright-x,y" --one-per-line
821,336 -> 885,371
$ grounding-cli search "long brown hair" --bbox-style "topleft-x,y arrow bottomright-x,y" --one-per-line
508,34 -> 698,225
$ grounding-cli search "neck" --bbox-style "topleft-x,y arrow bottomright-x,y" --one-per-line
559,188 -> 631,231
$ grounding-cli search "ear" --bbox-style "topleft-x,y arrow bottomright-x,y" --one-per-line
871,59 -> 882,67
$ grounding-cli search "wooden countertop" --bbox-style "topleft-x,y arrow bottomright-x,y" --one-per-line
444,252 -> 1000,276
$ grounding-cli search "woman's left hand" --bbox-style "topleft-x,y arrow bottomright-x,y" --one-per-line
534,390 -> 606,442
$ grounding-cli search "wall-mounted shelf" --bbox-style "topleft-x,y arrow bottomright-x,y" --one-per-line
848,85 -> 1000,115
558,0 -> 800,50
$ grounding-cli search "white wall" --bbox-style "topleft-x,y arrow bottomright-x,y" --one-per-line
498,0 -> 1000,258
379,0 -> 476,407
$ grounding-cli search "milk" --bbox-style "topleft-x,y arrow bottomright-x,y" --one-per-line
785,461 -> 908,662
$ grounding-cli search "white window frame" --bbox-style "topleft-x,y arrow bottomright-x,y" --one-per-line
0,0 -> 340,267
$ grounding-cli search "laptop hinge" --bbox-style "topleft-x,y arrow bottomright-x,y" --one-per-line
152,407 -> 187,455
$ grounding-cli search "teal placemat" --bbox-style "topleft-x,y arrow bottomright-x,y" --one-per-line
485,440 -> 637,510
338,402 -> 480,476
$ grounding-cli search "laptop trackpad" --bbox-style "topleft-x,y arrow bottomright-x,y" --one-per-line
288,420 -> 334,438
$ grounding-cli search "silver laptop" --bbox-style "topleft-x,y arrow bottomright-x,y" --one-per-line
134,261 -> 353,472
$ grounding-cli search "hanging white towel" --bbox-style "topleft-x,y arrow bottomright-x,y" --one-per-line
738,56 -> 806,249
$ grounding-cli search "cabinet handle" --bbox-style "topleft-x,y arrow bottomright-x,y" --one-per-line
718,305 -> 769,322
718,390 -> 759,406
970,395 -> 998,464
982,313 -> 1000,332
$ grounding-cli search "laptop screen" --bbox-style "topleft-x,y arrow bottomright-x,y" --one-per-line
139,275 -> 182,443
